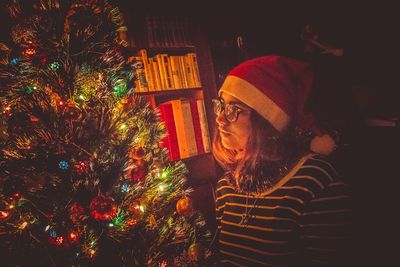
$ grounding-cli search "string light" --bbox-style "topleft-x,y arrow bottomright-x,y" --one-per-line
49,62 -> 60,70
88,249 -> 96,257
139,205 -> 144,212
49,229 -> 57,238
55,236 -> 64,246
59,160 -> 69,170
0,211 -> 9,219
69,231 -> 78,242
10,58 -> 21,65
160,170 -> 168,179
19,221 -> 28,230
121,183 -> 129,192
23,48 -> 36,56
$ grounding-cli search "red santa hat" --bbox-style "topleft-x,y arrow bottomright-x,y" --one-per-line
219,55 -> 335,155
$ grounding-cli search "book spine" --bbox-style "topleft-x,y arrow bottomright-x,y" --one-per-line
138,49 -> 154,91
158,102 -> 180,161
150,56 -> 162,91
197,99 -> 211,153
178,56 -> 189,88
180,99 -> 198,157
188,53 -> 202,87
171,99 -> 189,158
169,56 -> 182,89
155,54 -> 167,90
189,99 -> 205,154
161,54 -> 174,89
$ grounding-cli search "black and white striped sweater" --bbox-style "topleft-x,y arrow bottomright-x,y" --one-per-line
215,154 -> 352,267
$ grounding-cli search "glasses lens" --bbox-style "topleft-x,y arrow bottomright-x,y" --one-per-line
225,104 -> 238,122
212,99 -> 222,115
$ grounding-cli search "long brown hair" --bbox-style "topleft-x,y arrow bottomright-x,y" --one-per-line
212,110 -> 309,193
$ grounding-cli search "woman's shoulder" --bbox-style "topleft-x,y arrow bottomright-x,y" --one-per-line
216,172 -> 234,188
291,153 -> 341,188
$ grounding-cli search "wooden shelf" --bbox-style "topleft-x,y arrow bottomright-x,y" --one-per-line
137,88 -> 203,106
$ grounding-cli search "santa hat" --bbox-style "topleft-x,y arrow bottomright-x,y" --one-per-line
219,56 -> 335,155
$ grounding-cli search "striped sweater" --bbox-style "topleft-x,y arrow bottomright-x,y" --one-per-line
215,154 -> 352,267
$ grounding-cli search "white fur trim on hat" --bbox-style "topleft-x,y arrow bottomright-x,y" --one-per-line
219,75 -> 291,132
310,134 -> 336,155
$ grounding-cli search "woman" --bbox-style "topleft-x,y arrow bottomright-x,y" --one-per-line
212,56 -> 351,266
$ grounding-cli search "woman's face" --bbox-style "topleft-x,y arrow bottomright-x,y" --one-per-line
215,93 -> 252,153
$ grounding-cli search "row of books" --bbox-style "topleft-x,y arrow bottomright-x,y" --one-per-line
145,15 -> 193,48
158,99 -> 211,161
131,49 -> 202,92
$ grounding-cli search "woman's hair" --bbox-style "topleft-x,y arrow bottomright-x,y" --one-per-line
212,110 -> 309,192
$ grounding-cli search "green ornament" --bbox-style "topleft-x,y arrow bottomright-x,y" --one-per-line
113,79 -> 127,97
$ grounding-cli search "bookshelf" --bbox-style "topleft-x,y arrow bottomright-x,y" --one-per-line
121,10 -> 219,227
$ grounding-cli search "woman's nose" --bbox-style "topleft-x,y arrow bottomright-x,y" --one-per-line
215,110 -> 228,126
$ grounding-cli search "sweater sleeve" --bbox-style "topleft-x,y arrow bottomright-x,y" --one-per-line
300,174 -> 352,266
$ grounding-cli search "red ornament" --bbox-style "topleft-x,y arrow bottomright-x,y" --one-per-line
176,197 -> 193,217
131,165 -> 147,182
89,195 -> 117,221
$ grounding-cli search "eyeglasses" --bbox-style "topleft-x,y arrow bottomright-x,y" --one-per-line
212,98 -> 250,122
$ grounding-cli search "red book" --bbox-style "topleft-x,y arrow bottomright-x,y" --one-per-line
189,99 -> 205,154
158,102 -> 180,161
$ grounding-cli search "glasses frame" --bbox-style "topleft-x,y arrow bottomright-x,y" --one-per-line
212,98 -> 249,123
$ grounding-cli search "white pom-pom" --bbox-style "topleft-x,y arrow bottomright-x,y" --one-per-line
310,134 -> 336,155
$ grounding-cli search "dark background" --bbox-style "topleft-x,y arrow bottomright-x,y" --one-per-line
1,1 -> 398,266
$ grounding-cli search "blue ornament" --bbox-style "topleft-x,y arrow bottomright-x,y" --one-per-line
59,160 -> 69,170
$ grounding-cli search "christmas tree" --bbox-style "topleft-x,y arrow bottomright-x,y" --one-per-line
0,0 -> 210,266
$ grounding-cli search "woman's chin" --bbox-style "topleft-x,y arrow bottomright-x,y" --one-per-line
221,138 -> 236,151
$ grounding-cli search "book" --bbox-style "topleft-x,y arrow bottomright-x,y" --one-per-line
161,54 -> 174,89
187,53 -> 202,87
170,99 -> 189,158
178,56 -> 189,88
155,54 -> 168,90
189,99 -> 205,154
128,56 -> 148,92
169,56 -> 183,89
180,99 -> 198,157
196,99 -> 211,152
138,49 -> 154,91
150,56 -> 162,91
158,102 -> 180,161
